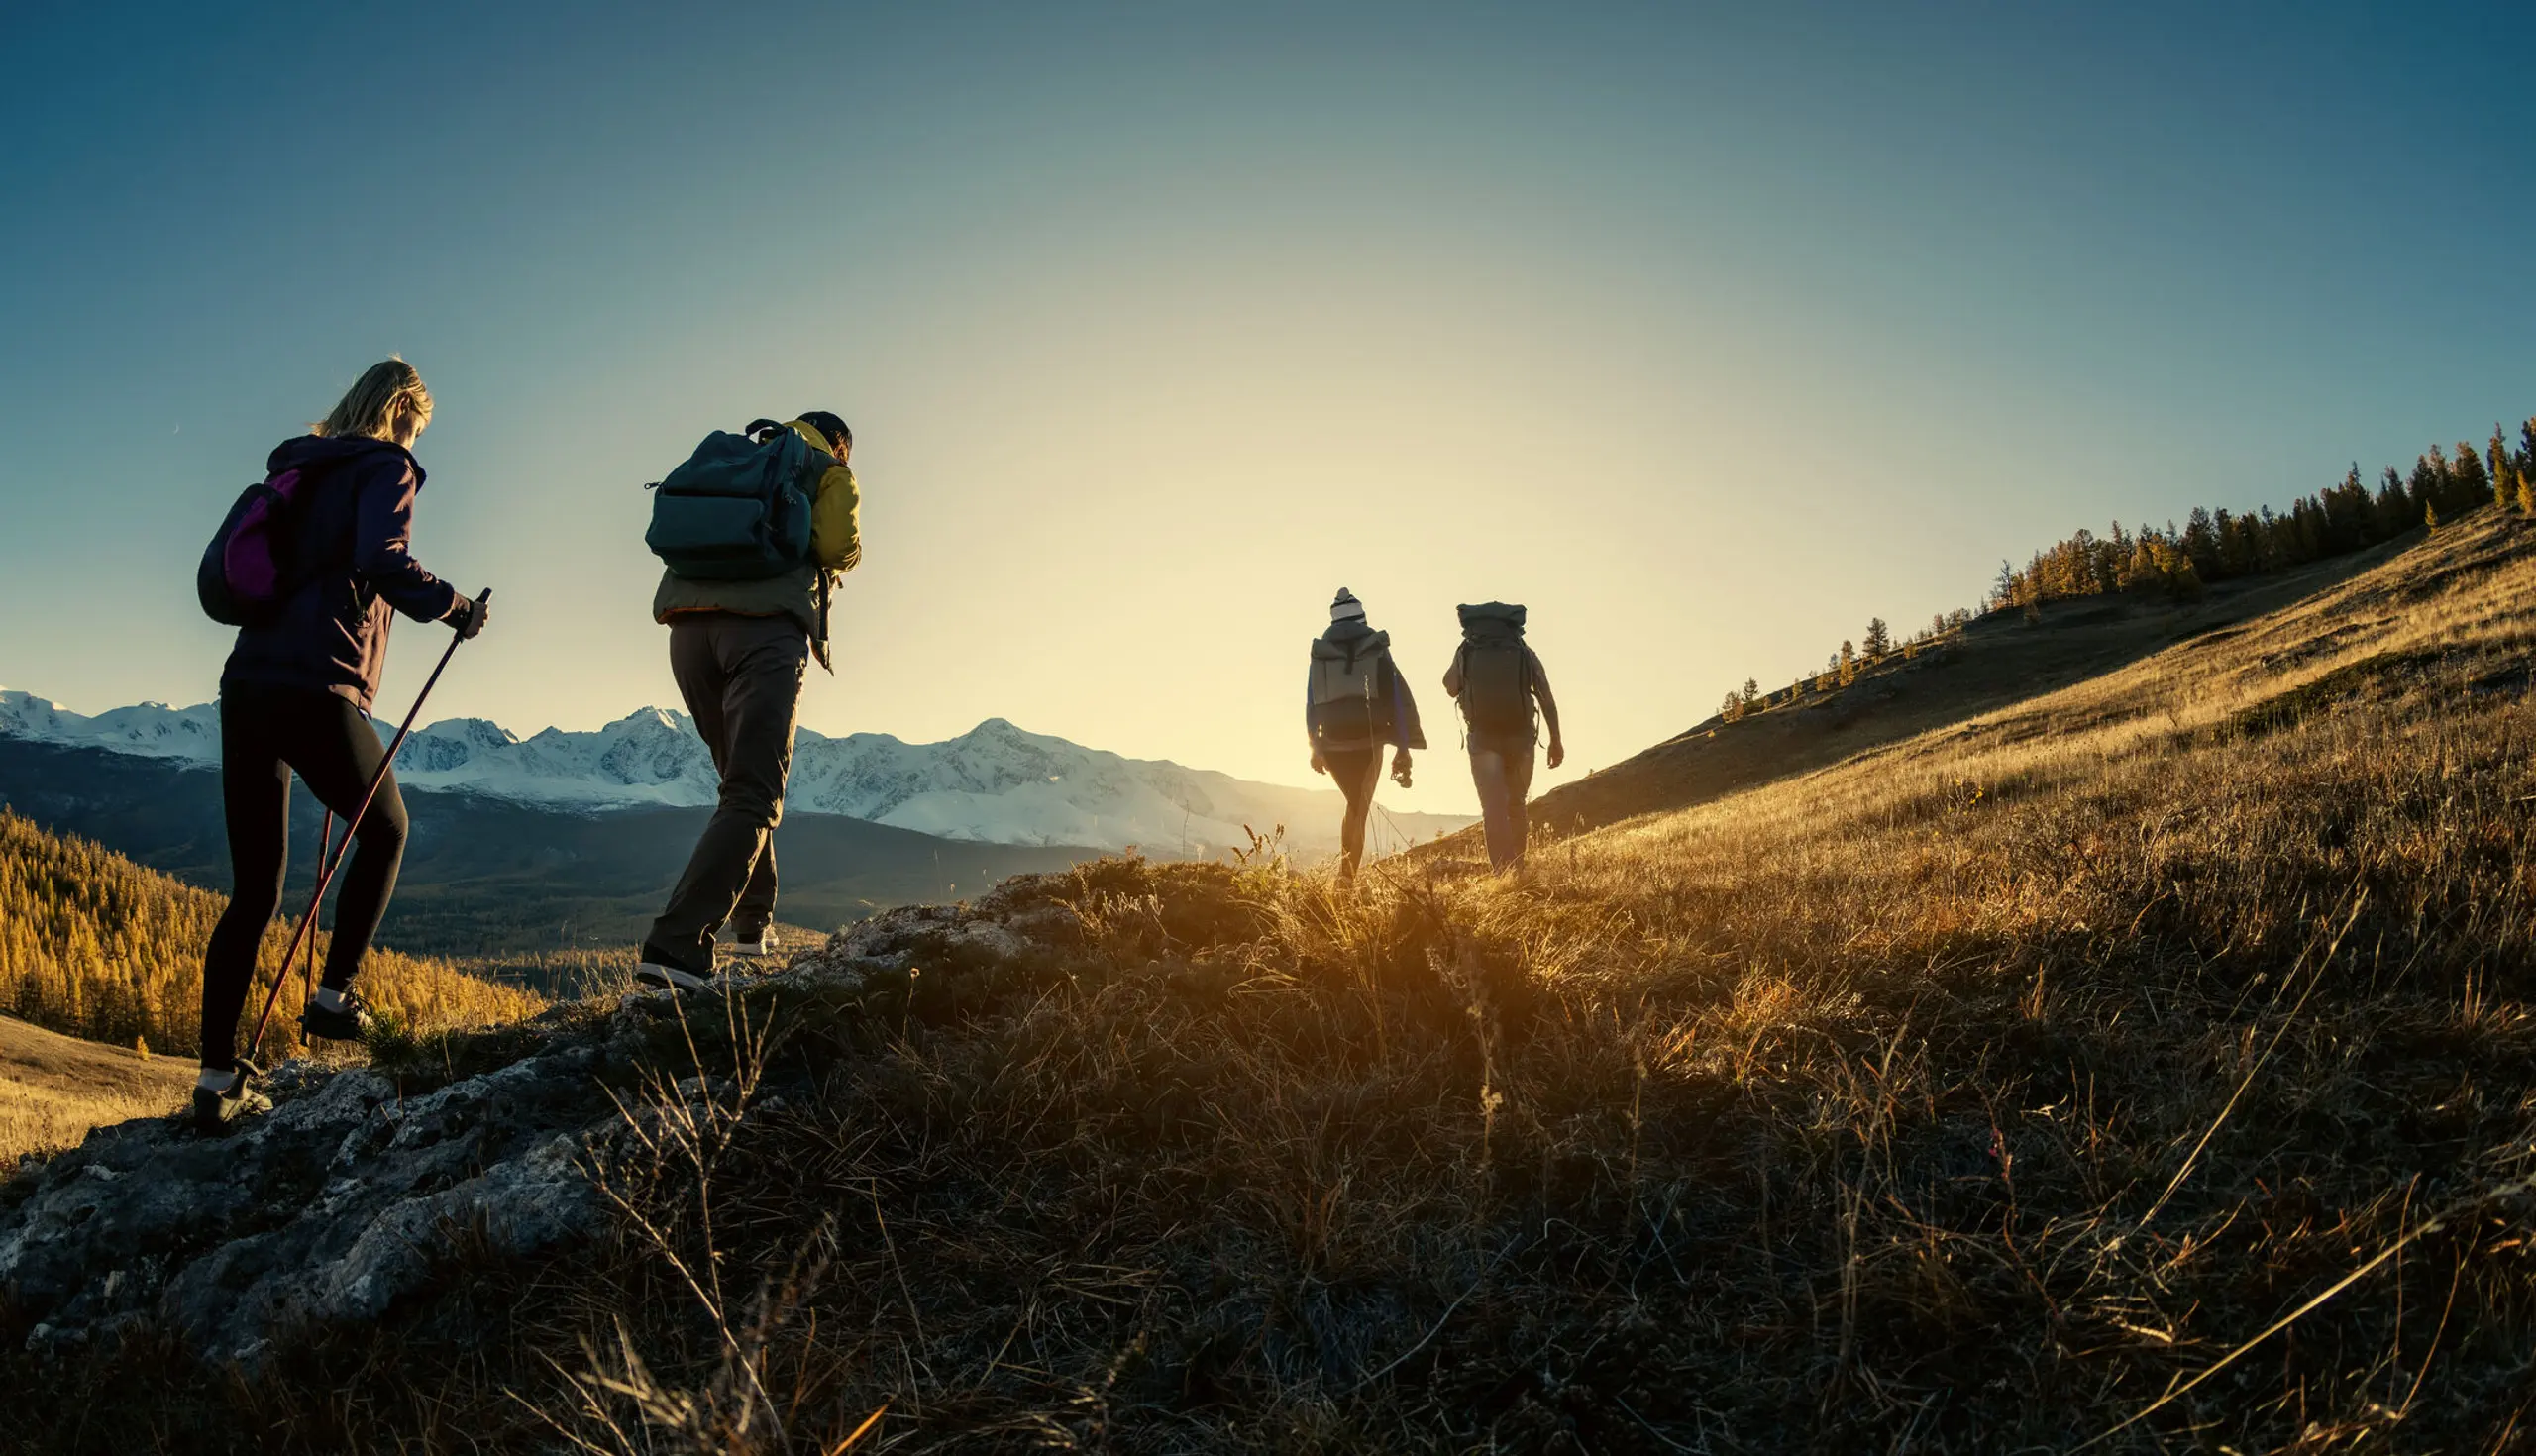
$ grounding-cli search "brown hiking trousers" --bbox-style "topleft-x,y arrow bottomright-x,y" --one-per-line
642,613 -> 806,973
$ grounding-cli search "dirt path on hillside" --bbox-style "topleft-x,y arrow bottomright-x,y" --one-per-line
1,1015 -> 196,1162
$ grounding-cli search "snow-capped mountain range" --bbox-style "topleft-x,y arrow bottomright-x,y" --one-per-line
0,689 -> 1471,858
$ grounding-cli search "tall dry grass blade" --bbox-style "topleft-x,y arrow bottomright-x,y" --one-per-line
827,1403 -> 888,1454
2129,892 -> 2365,1239
2087,1170 -> 2536,1450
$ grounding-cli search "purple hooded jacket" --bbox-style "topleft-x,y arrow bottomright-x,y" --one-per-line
219,435 -> 463,710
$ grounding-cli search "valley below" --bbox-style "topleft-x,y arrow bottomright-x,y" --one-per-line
0,711 -> 1473,956
0,737 -> 1101,953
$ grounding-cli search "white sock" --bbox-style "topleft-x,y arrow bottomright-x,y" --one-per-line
311,985 -> 349,1013
196,1067 -> 238,1092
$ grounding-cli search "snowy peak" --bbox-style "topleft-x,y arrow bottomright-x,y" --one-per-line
0,690 -> 1475,857
606,706 -> 691,737
0,690 -> 74,738
422,718 -> 519,750
398,708 -> 712,803
0,689 -> 219,760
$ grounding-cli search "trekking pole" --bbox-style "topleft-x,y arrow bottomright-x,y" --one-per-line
243,590 -> 488,1063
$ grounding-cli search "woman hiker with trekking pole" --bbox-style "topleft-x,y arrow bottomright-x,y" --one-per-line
190,359 -> 492,1133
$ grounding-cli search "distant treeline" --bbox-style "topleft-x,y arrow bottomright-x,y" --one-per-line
1720,414 -> 2536,721
0,810 -> 539,1057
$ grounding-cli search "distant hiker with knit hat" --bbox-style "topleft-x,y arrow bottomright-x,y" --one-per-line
636,411 -> 862,991
1443,602 -> 1563,872
1307,587 -> 1426,881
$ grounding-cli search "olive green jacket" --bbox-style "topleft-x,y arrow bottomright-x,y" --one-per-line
653,420 -> 861,668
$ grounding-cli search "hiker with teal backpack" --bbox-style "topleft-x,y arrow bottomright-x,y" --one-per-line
636,413 -> 861,991
1306,588 -> 1426,882
1443,602 -> 1563,872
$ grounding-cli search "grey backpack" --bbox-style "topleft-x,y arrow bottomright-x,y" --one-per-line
1308,632 -> 1391,747
1456,602 -> 1533,739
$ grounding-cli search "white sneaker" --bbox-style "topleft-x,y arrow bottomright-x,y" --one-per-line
724,928 -> 778,959
634,961 -> 712,993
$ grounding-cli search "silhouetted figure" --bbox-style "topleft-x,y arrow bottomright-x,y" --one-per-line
637,412 -> 861,991
1307,588 -> 1425,881
1443,602 -> 1562,872
197,360 -> 491,1131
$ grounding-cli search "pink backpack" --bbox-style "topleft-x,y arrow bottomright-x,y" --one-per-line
197,468 -> 316,626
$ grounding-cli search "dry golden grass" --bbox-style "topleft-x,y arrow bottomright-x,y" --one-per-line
0,1013 -> 197,1164
1529,524 -> 2425,837
11,512 -> 2536,1453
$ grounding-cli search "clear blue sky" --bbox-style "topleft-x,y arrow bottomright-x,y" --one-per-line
2,1 -> 2529,814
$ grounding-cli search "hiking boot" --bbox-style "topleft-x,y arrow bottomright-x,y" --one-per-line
724,926 -> 778,959
192,1066 -> 271,1135
299,987 -> 374,1043
635,960 -> 714,993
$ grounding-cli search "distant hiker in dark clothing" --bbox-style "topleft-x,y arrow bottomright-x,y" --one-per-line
1443,602 -> 1562,872
637,412 -> 861,991
197,359 -> 491,1130
1307,587 -> 1426,881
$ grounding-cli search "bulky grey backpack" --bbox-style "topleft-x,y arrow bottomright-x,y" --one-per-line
1456,602 -> 1533,740
1308,632 -> 1391,747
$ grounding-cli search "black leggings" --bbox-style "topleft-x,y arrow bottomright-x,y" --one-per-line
200,684 -> 409,1070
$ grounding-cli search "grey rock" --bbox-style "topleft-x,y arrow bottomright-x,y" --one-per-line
0,890 -> 1050,1369
809,889 -> 1070,975
0,1040 -> 619,1365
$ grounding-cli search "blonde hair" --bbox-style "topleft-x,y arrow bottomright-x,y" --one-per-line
314,359 -> 433,443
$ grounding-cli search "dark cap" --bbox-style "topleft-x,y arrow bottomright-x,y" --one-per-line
796,411 -> 852,453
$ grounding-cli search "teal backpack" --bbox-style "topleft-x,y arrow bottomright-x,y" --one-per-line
644,420 -> 819,580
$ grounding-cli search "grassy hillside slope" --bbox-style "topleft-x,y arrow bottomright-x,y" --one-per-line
0,1019 -> 197,1172
1528,528 -> 2417,835
11,513 -> 2536,1453
0,811 -> 540,1067
0,1014 -> 197,1164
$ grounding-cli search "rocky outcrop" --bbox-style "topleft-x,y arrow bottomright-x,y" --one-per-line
0,889 -> 1066,1368
1,1034 -> 624,1365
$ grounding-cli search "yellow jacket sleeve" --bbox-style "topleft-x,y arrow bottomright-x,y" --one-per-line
811,462 -> 860,572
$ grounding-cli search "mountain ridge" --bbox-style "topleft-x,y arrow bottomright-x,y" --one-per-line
0,735 -> 1102,953
0,691 -> 1472,858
